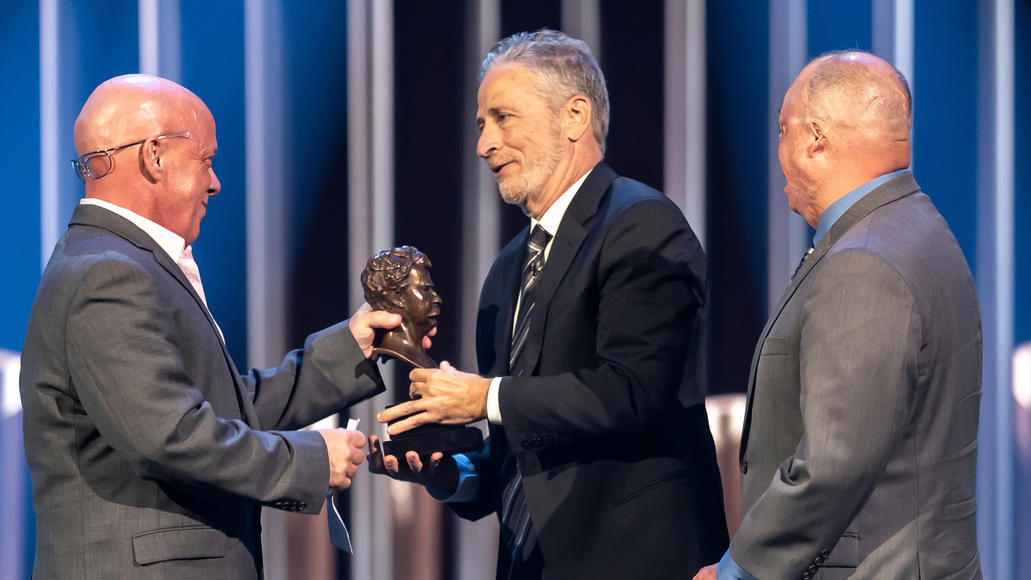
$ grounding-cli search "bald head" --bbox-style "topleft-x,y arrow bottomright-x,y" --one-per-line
778,51 -> 912,226
74,74 -> 209,156
74,74 -> 220,245
800,51 -> 911,157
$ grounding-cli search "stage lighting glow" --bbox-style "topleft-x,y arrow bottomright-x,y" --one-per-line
1014,343 -> 1031,409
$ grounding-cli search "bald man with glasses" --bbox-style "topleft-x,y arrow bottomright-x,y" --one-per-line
20,74 -> 411,578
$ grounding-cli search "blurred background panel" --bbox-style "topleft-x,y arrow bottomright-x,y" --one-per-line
2,0 -> 1027,578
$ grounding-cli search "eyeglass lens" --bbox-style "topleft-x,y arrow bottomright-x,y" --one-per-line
81,154 -> 114,179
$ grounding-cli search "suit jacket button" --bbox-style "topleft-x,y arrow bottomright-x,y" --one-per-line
819,549 -> 830,558
740,461 -> 748,474
298,501 -> 307,511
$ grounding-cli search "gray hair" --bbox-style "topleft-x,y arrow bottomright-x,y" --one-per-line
481,29 -> 610,151
804,50 -> 912,141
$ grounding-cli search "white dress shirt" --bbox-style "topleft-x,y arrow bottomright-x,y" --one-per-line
79,198 -> 223,342
487,169 -> 592,424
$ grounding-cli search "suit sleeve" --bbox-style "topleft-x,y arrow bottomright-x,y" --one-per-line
65,257 -> 380,514
498,198 -> 705,445
243,319 -> 383,431
730,249 -> 918,577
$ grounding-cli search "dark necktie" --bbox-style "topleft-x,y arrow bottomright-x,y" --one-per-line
509,225 -> 551,372
500,225 -> 551,571
791,245 -> 815,281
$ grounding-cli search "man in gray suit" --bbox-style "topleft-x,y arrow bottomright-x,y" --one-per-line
19,75 -> 412,578
696,51 -> 982,579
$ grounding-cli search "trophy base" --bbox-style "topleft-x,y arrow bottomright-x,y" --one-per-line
382,422 -> 484,458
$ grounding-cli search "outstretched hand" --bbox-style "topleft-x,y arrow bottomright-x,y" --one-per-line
366,434 -> 459,494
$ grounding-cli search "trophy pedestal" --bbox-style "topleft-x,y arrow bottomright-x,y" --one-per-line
381,416 -> 484,457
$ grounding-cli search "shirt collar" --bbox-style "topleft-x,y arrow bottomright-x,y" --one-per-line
80,198 -> 188,261
530,168 -> 593,237
813,168 -> 908,245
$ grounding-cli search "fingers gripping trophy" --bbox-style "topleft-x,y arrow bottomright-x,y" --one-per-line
360,246 -> 483,457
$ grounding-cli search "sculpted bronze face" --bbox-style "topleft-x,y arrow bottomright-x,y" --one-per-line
361,246 -> 442,368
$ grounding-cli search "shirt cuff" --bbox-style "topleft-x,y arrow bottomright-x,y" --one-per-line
426,453 -> 479,502
487,376 -> 504,424
717,550 -> 759,580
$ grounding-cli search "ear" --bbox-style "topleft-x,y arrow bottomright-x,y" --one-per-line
563,95 -> 593,143
806,121 -> 827,157
388,292 -> 408,313
137,136 -> 164,184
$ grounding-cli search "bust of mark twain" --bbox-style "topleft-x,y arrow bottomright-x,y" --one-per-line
360,246 -> 442,369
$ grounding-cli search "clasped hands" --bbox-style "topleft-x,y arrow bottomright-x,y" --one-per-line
321,303 -> 488,491
366,361 -> 490,493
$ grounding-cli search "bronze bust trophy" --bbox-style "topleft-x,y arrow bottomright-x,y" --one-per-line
361,246 -> 483,457
361,245 -> 441,368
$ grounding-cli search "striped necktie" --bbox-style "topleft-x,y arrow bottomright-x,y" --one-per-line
509,225 -> 551,372
500,224 -> 551,571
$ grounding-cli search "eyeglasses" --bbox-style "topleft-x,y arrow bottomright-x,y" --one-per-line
71,130 -> 191,183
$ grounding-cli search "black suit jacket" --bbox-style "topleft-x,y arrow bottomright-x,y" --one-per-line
454,163 -> 728,579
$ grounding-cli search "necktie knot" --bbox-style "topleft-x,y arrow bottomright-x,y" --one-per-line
528,225 -> 550,252
523,226 -> 551,282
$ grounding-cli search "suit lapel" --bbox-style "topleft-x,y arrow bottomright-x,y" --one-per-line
69,205 -> 256,423
510,163 -> 616,376
738,172 -> 922,458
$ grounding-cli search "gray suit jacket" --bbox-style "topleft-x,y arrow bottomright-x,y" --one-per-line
20,204 -> 383,579
731,172 -> 982,579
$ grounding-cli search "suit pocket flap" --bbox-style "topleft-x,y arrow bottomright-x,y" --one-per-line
824,532 -> 859,568
132,526 -> 227,566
